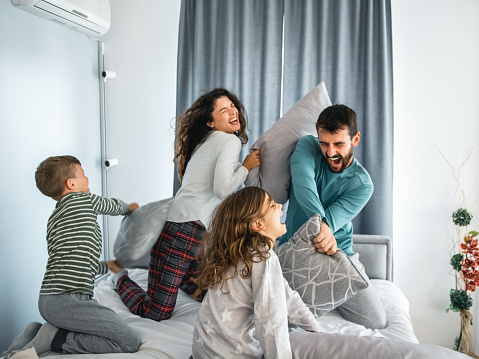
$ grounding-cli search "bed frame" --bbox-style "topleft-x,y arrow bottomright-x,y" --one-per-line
353,234 -> 392,281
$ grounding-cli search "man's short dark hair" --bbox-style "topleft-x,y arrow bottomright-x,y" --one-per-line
316,104 -> 358,138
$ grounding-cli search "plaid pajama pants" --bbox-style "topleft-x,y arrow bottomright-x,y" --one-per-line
116,221 -> 205,321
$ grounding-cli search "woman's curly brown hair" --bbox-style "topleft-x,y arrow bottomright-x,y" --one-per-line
174,88 -> 249,186
194,187 -> 274,297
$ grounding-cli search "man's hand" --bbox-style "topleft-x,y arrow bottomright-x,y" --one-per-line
313,221 -> 337,255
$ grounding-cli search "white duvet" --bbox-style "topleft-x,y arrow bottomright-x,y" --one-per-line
40,269 -> 418,359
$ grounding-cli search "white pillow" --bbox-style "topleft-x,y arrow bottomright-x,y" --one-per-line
245,82 -> 332,204
113,197 -> 174,268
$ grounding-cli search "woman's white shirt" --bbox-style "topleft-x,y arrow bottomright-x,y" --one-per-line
167,131 -> 248,228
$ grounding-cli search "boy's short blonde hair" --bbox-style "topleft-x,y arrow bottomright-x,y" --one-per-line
35,155 -> 81,200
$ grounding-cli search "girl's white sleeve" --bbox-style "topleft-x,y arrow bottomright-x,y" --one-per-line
284,278 -> 323,332
213,135 -> 248,199
251,251 -> 292,359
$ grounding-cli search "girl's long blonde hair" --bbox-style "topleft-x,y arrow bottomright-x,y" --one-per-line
174,88 -> 248,186
194,187 -> 273,296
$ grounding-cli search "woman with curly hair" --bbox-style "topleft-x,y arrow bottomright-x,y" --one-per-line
192,187 -> 321,359
112,88 -> 261,321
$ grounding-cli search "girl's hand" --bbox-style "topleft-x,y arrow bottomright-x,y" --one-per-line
242,150 -> 261,171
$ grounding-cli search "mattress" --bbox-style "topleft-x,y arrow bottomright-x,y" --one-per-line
39,268 -> 417,358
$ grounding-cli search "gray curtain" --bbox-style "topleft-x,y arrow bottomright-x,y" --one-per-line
176,0 -> 393,239
283,0 -> 393,238
175,0 -> 284,191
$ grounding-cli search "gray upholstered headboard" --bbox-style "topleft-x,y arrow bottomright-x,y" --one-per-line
352,234 -> 392,281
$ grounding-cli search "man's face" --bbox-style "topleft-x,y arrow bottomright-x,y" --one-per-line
317,127 -> 360,173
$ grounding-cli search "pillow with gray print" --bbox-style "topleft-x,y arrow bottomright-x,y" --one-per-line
275,214 -> 368,317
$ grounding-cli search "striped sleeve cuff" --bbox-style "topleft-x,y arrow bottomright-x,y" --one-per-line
98,261 -> 109,275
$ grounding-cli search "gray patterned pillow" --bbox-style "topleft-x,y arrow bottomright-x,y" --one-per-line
276,214 -> 368,317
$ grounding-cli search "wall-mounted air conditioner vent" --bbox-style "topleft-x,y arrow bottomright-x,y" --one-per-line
12,0 -> 111,38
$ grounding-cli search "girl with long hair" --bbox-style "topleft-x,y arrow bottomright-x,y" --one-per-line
112,88 -> 261,321
192,187 -> 321,358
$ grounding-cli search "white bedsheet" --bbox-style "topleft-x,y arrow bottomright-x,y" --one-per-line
40,269 -> 417,359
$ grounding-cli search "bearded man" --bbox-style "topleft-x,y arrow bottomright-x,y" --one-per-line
279,104 -> 387,330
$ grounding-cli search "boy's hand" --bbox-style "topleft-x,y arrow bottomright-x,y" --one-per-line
129,202 -> 139,212
107,260 -> 123,273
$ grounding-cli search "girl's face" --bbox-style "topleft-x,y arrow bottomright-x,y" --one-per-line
208,96 -> 240,134
256,195 -> 287,241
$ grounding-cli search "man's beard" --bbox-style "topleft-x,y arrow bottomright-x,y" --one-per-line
324,148 -> 354,173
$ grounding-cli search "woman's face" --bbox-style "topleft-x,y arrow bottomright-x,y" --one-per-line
208,96 -> 240,134
257,195 -> 287,241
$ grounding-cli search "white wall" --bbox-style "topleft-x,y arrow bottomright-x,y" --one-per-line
0,1 -> 101,351
0,0 -> 181,351
99,0 -> 180,255
392,0 -> 479,350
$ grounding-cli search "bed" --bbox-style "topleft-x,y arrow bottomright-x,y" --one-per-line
36,234 -> 463,359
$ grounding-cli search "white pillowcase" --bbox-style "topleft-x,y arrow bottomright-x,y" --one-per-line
113,197 -> 174,268
245,82 -> 332,204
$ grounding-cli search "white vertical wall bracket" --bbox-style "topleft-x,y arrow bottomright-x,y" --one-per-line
98,41 -> 114,259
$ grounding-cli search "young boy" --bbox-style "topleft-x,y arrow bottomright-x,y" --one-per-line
2,155 -> 141,358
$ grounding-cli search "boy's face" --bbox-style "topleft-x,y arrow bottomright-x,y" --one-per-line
71,164 -> 90,193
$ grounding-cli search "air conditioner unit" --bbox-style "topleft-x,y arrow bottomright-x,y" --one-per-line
11,0 -> 111,38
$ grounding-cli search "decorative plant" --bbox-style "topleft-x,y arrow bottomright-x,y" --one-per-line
447,208 -> 477,354
436,145 -> 478,356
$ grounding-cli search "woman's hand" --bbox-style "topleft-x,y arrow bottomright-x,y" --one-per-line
242,150 -> 261,171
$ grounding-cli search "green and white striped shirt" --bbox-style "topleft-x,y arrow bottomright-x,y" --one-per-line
40,192 -> 131,296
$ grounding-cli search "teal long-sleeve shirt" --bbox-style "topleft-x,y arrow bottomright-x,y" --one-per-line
279,135 -> 373,255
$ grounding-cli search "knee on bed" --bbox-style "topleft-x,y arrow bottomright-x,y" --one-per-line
337,301 -> 388,330
143,308 -> 174,322
122,330 -> 141,353
362,307 -> 388,330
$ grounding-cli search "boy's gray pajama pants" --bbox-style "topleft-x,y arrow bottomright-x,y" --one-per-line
39,293 -> 140,354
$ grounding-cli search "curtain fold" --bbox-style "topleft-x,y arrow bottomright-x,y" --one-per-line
176,0 -> 284,182
282,0 -> 393,238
